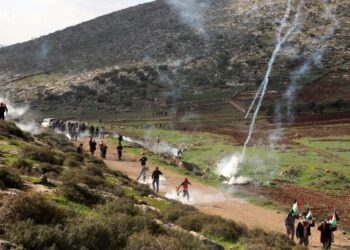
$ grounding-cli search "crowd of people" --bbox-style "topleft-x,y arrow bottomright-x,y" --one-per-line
285,201 -> 339,249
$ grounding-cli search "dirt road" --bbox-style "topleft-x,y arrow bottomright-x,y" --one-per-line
82,139 -> 350,249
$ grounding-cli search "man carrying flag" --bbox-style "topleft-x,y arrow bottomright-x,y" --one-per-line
318,210 -> 338,249
296,212 -> 315,246
292,200 -> 300,215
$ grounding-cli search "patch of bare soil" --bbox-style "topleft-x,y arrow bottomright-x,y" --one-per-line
243,181 -> 350,230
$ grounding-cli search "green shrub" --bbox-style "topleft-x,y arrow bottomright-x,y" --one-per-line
0,166 -> 23,189
0,193 -> 68,225
8,220 -> 65,250
85,165 -> 104,177
60,169 -> 107,188
163,201 -> 197,222
0,122 -> 29,140
39,163 -> 63,175
63,155 -> 82,168
132,183 -> 154,197
59,183 -> 104,206
202,220 -> 246,242
241,228 -> 293,250
127,232 -> 185,250
176,213 -> 209,232
22,145 -> 63,165
11,159 -> 33,174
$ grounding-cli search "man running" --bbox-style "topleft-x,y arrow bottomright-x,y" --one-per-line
152,167 -> 163,193
137,153 -> 148,182
177,177 -> 191,201
117,143 -> 123,161
0,103 -> 8,120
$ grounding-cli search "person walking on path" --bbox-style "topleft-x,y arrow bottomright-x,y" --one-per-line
152,167 -> 163,193
118,134 -> 123,144
296,213 -> 315,247
177,177 -> 191,201
100,142 -> 108,159
285,209 -> 297,242
89,137 -> 97,156
318,219 -> 337,249
117,143 -> 123,161
137,153 -> 148,182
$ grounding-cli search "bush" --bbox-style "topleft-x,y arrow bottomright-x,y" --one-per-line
22,145 -> 64,165
39,163 -> 63,175
95,198 -> 140,217
0,166 -> 23,189
202,219 -> 246,242
60,169 -> 107,188
63,153 -> 83,168
132,183 -> 154,197
8,220 -> 65,250
59,183 -> 104,206
241,228 -> 293,250
127,232 -> 184,250
162,201 -> 197,223
0,193 -> 68,225
11,159 -> 33,174
0,122 -> 29,140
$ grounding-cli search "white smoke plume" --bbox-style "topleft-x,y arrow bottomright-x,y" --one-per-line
16,121 -> 42,135
0,96 -> 28,120
283,2 -> 340,124
166,0 -> 209,35
117,135 -> 179,157
215,154 -> 251,185
165,189 -> 226,205
242,0 -> 304,159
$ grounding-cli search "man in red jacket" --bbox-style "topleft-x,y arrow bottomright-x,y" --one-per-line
177,177 -> 191,201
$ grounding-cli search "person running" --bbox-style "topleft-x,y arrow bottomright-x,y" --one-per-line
102,144 -> 108,159
296,213 -> 315,247
285,209 -> 297,242
117,143 -> 123,161
177,177 -> 191,201
0,103 -> 8,120
77,143 -> 84,154
318,219 -> 337,249
137,153 -> 148,182
89,138 -> 97,156
152,167 -> 163,193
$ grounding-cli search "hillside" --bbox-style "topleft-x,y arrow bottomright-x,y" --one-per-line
0,0 -> 349,119
0,121 -> 294,249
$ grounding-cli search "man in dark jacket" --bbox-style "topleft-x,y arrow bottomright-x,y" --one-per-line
89,138 -> 97,155
318,220 -> 337,249
152,167 -> 163,193
77,143 -> 84,154
137,153 -> 148,182
285,210 -> 297,242
296,214 -> 315,246
0,103 -> 8,120
117,143 -> 123,160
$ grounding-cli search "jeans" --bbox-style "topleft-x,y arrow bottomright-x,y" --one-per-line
137,166 -> 147,182
152,179 -> 159,192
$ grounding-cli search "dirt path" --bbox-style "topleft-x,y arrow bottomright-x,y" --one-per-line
80,139 -> 350,249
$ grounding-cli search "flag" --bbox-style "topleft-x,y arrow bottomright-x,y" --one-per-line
329,211 -> 337,227
306,209 -> 313,220
292,201 -> 299,215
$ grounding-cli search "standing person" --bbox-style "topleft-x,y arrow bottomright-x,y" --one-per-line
118,134 -> 123,144
77,143 -> 84,154
89,125 -> 95,137
318,219 -> 337,249
285,210 -> 297,242
89,138 -> 97,156
0,103 -> 8,120
137,153 -> 148,182
96,127 -> 100,138
117,143 -> 123,161
101,143 -> 108,159
152,167 -> 163,193
177,177 -> 191,201
296,214 -> 315,247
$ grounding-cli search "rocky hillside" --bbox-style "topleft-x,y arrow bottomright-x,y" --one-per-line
0,0 -> 349,118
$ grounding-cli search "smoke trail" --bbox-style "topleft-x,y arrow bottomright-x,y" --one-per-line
242,0 -> 303,159
165,0 -> 209,35
245,0 -> 293,119
284,2 -> 340,124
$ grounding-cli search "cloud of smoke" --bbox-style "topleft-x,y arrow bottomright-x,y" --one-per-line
16,120 -> 42,135
283,2 -> 340,124
165,0 -> 209,35
165,189 -> 226,205
0,96 -> 29,120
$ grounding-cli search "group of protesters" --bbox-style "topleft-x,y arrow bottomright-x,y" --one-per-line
285,201 -> 339,249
